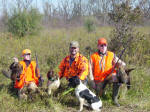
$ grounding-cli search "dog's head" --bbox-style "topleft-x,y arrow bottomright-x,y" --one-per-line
125,68 -> 135,89
47,69 -> 58,81
68,76 -> 80,88
117,67 -> 135,89
9,62 -> 23,81
117,66 -> 128,84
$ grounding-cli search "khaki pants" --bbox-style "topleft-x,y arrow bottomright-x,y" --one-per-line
18,82 -> 38,100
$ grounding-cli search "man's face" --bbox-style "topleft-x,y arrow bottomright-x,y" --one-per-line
98,44 -> 107,54
23,53 -> 31,60
70,47 -> 79,56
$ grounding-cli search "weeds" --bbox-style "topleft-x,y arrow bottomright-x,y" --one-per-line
0,26 -> 150,111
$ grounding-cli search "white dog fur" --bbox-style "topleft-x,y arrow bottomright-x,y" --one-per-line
47,77 -> 60,95
47,70 -> 60,95
69,76 -> 102,112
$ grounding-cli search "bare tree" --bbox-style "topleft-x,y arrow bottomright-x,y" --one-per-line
0,0 -> 8,31
58,0 -> 72,22
71,0 -> 84,18
137,0 -> 150,19
15,0 -> 33,11
43,1 -> 53,22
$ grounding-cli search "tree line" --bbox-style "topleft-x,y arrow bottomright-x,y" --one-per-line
0,0 -> 149,35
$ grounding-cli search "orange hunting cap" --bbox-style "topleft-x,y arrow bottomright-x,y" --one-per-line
98,38 -> 107,45
22,49 -> 31,56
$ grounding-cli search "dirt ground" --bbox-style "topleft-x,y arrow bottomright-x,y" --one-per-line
62,105 -> 150,112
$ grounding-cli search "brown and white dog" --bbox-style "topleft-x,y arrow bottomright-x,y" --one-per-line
47,69 -> 60,95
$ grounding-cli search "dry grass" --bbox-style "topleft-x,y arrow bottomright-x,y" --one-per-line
0,26 -> 150,112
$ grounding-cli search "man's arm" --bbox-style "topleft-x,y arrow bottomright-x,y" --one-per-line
78,57 -> 89,81
113,55 -> 126,68
89,58 -> 94,81
88,57 -> 96,88
58,58 -> 66,79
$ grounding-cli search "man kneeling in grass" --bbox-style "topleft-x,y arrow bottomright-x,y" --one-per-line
58,41 -> 89,84
14,49 -> 43,99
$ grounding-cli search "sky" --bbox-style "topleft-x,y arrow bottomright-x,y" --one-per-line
0,0 -> 140,16
0,0 -> 59,16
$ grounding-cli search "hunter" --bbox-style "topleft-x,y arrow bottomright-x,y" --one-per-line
59,41 -> 89,84
89,38 -> 126,106
14,49 -> 43,99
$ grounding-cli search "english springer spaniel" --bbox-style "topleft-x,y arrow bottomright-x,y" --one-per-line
68,76 -> 102,112
47,69 -> 60,95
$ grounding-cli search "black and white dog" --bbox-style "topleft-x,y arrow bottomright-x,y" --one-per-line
68,76 -> 102,112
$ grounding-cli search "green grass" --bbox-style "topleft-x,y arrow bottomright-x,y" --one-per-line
0,26 -> 150,112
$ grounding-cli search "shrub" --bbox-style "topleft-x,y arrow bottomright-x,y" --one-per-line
7,8 -> 42,37
84,17 -> 96,33
108,2 -> 149,65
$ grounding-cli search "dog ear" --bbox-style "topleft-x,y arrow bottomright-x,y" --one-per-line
125,68 -> 135,89
68,77 -> 73,87
68,77 -> 73,83
9,62 -> 15,70
73,76 -> 80,86
47,71 -> 50,79
47,69 -> 54,79
74,78 -> 80,85
125,68 -> 135,76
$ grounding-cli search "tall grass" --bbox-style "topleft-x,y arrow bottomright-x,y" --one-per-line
0,26 -> 150,112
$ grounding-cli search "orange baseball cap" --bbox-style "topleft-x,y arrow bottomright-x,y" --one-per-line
22,49 -> 31,56
98,38 -> 107,45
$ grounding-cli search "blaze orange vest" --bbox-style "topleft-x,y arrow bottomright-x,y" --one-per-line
14,61 -> 39,89
91,51 -> 116,83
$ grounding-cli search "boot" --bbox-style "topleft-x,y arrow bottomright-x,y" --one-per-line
112,82 -> 120,107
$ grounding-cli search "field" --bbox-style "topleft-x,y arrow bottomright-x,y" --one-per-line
0,26 -> 150,112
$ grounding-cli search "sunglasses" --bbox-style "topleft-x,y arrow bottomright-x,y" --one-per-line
24,53 -> 31,56
100,44 -> 107,47
70,47 -> 78,49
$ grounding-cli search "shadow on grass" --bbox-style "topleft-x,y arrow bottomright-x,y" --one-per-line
0,82 -> 18,99
7,82 -> 18,98
0,84 -> 5,91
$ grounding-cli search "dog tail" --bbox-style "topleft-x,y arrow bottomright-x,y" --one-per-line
1,70 -> 11,79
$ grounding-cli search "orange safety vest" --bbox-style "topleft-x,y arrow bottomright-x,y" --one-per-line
91,51 -> 116,83
14,61 -> 39,89
59,53 -> 89,80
